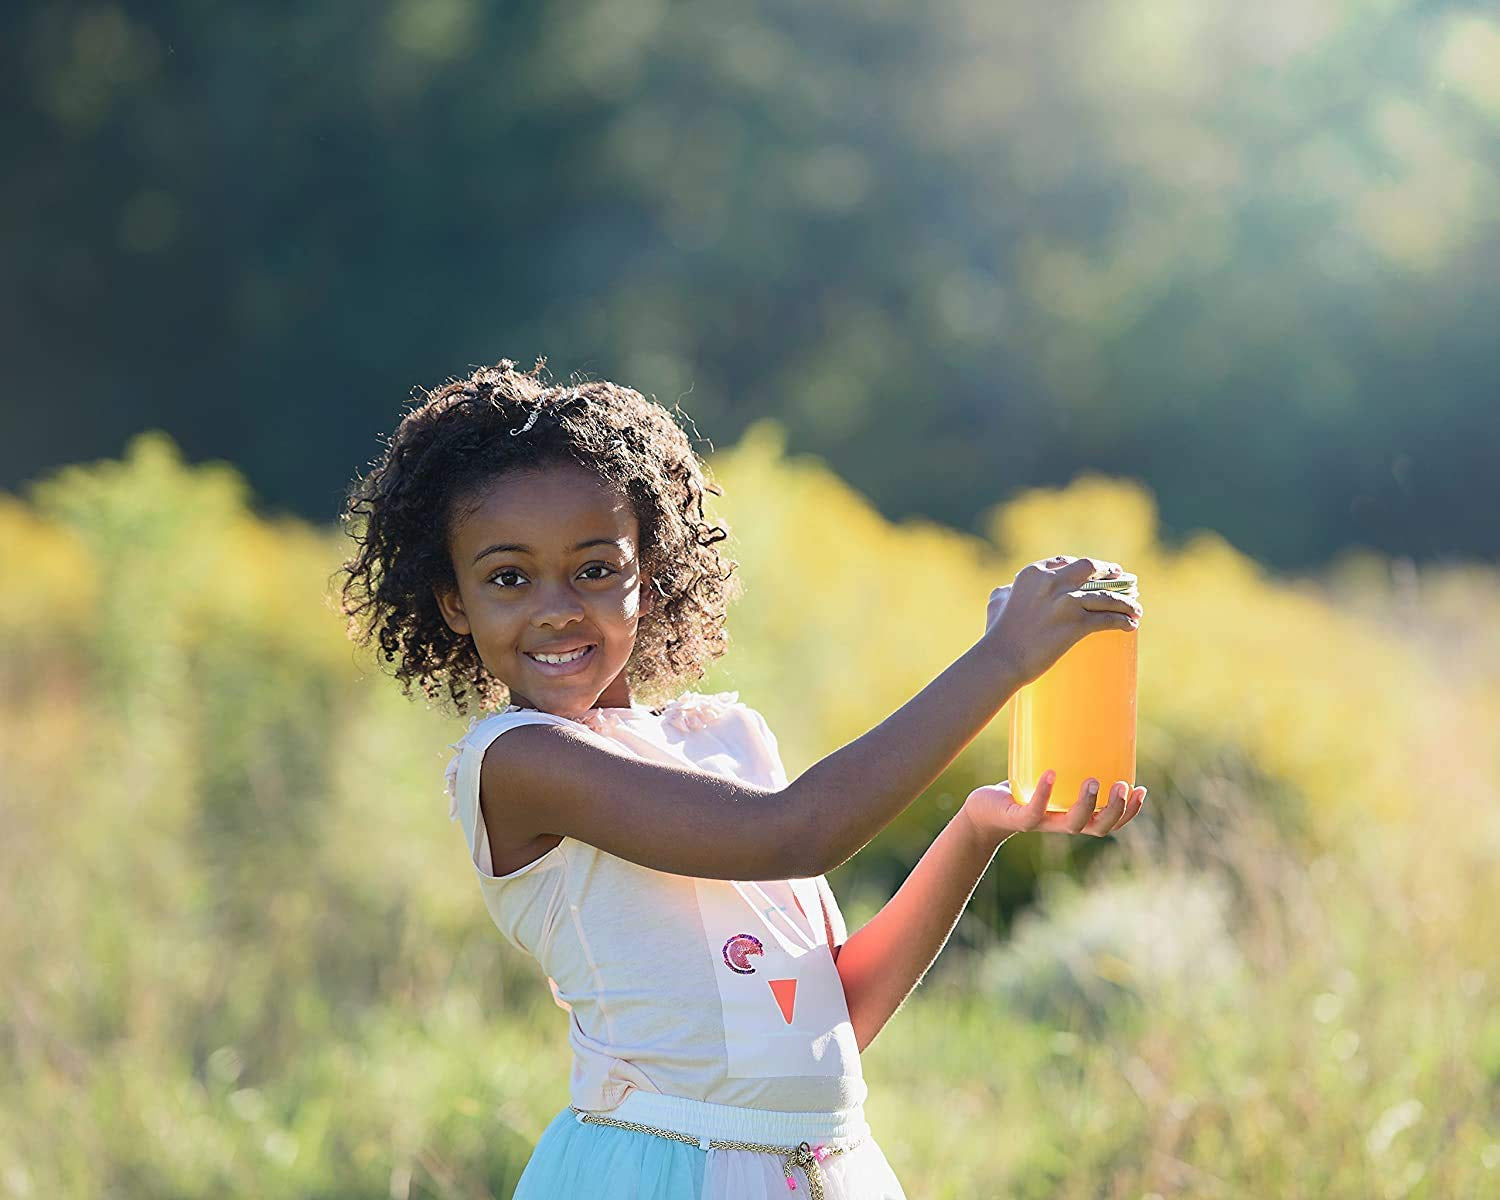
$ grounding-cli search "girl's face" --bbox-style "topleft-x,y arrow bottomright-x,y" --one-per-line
435,461 -> 653,717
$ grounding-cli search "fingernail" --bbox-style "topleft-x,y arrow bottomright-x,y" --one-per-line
1112,782 -> 1127,801
1140,788 -> 1148,802
1043,770 -> 1056,784
1086,779 -> 1099,797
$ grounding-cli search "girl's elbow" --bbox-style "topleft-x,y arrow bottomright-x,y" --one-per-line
774,783 -> 839,879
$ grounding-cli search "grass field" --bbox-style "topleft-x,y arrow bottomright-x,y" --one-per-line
2,428 -> 1496,1197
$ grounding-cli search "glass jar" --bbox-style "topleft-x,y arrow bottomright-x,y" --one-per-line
1008,571 -> 1138,813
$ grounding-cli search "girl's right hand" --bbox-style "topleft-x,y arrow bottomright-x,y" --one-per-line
983,554 -> 1141,685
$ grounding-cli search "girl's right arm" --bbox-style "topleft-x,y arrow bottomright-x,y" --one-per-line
483,555 -> 1139,881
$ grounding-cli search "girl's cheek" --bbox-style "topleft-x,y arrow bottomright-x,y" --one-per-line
615,572 -> 644,622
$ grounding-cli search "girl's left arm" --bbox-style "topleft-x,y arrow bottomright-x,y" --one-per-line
831,808 -> 1003,1055
832,774 -> 1143,1052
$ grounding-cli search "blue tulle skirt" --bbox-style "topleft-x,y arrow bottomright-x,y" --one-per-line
512,1100 -> 907,1199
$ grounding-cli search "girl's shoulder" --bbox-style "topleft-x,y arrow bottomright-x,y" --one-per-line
656,689 -> 748,733
571,689 -> 753,738
659,690 -> 788,789
443,705 -> 577,819
665,690 -> 784,757
442,691 -> 783,817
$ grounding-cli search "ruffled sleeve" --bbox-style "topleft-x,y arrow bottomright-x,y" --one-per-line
444,713 -> 488,822
444,706 -> 576,881
659,689 -> 742,734
656,690 -> 790,791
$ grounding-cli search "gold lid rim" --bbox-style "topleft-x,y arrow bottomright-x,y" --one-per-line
1079,573 -> 1139,594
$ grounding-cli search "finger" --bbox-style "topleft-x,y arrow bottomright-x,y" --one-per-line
1066,777 -> 1099,832
1080,606 -> 1140,633
1078,594 -> 1142,629
1078,592 -> 1142,616
1056,556 -> 1114,584
997,773 -> 1047,832
1086,780 -> 1129,836
1114,786 -> 1145,829
1026,770 -> 1056,819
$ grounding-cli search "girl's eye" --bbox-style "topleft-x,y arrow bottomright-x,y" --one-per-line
489,564 -> 616,588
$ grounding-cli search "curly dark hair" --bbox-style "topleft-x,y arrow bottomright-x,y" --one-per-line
336,357 -> 742,716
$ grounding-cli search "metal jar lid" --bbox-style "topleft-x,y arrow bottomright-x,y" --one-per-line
1079,571 -> 1138,596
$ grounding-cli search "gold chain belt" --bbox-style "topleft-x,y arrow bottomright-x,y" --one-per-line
568,1105 -> 864,1199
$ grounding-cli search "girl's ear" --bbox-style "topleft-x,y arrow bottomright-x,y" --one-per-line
433,584 -> 472,635
640,569 -> 656,617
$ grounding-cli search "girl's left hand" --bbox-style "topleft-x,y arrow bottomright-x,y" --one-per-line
961,771 -> 1145,843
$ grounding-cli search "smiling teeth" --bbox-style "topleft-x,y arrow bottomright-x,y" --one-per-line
531,646 -> 592,664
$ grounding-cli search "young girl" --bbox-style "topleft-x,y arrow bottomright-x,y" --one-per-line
338,358 -> 1146,1199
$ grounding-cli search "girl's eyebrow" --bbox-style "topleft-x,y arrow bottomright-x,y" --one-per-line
472,537 -> 625,564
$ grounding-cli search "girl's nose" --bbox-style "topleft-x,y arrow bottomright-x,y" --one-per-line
531,582 -> 587,627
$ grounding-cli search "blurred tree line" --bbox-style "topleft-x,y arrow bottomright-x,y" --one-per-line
3,0 -> 1497,569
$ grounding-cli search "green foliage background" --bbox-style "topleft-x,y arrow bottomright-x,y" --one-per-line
3,432 -> 1498,1196
4,0 -> 1500,566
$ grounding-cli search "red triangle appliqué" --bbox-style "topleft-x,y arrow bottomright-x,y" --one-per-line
768,978 -> 797,1024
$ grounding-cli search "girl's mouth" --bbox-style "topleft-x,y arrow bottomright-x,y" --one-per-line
523,644 -> 598,676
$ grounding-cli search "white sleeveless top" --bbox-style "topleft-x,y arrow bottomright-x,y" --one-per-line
443,690 -> 866,1114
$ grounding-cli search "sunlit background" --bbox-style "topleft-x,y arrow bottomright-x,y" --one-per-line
3,1 -> 1498,1196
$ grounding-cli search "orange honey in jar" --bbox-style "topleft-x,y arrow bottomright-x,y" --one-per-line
1008,571 -> 1138,813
